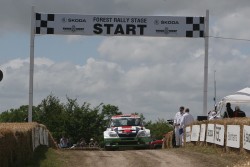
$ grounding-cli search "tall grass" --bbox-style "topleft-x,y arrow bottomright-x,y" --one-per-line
25,145 -> 63,167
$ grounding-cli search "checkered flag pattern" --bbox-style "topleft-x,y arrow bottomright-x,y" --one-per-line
186,17 -> 205,38
35,13 -> 55,34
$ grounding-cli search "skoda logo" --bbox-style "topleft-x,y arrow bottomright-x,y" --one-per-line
62,17 -> 67,23
154,19 -> 160,25
71,25 -> 76,32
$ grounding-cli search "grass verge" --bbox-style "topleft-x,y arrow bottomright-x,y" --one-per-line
171,145 -> 250,167
25,146 -> 63,167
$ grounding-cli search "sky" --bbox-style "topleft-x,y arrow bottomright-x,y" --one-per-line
1,0 -> 250,121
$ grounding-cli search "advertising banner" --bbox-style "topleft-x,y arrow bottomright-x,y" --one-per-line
214,124 -> 224,146
191,125 -> 200,141
35,13 -> 205,38
227,125 -> 240,148
186,126 -> 191,142
200,124 -> 206,141
206,124 -> 214,143
243,125 -> 250,150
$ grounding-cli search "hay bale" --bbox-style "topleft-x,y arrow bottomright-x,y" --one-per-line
0,128 -> 17,167
0,122 -> 57,167
163,131 -> 174,148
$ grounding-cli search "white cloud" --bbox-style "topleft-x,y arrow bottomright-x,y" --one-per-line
2,58 -> 29,69
214,8 -> 250,38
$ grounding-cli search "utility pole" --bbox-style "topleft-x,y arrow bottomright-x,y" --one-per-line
203,10 -> 209,116
214,70 -> 217,109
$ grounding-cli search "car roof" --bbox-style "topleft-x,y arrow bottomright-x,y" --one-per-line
111,114 -> 140,119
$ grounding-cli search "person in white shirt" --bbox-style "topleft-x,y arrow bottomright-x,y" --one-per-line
173,106 -> 184,147
208,109 -> 219,120
180,108 -> 194,145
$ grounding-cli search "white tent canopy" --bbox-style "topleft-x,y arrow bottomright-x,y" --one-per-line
213,87 -> 250,118
220,87 -> 250,104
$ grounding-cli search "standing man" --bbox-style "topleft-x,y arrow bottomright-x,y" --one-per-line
173,106 -> 184,147
223,102 -> 234,118
180,108 -> 195,128
180,108 -> 194,145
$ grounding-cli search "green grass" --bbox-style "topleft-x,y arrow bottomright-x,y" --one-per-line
25,146 -> 63,167
172,144 -> 250,167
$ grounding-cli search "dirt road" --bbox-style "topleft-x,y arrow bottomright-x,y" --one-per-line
60,149 -> 215,167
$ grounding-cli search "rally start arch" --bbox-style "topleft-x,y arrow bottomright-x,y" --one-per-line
29,6 -> 209,122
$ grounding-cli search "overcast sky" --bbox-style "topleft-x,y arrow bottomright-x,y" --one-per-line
1,0 -> 250,121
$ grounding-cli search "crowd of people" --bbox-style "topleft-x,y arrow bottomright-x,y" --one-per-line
172,103 -> 247,147
58,136 -> 99,149
173,106 -> 194,147
223,102 -> 246,118
208,102 -> 246,120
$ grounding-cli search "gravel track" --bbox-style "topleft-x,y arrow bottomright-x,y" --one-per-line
61,149 -> 209,167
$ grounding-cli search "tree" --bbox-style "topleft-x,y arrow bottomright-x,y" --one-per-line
145,119 -> 173,140
99,104 -> 122,128
35,94 -> 66,141
63,99 -> 102,143
0,105 -> 31,122
0,94 -> 124,145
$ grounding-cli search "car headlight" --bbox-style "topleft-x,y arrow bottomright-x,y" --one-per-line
109,131 -> 118,137
137,131 -> 146,137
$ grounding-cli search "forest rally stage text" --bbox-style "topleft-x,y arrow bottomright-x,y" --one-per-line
92,17 -> 147,35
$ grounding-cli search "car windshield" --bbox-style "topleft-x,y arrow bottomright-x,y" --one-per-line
110,118 -> 142,127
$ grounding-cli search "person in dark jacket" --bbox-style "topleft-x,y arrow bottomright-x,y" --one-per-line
234,106 -> 246,117
223,102 -> 234,118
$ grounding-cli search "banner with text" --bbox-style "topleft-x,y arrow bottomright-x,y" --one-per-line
186,126 -> 191,142
206,124 -> 215,143
227,125 -> 240,148
243,125 -> 250,150
191,125 -> 200,141
35,13 -> 205,38
200,124 -> 206,141
214,124 -> 224,146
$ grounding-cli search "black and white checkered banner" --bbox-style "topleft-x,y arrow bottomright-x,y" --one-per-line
35,13 -> 205,38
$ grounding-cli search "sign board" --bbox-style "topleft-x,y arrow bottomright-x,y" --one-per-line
227,125 -> 240,148
35,13 -> 205,38
200,124 -> 206,141
206,124 -> 215,143
191,125 -> 200,141
214,124 -> 224,146
185,126 -> 191,142
243,125 -> 250,150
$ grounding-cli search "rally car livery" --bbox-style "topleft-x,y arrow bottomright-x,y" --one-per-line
103,114 -> 151,150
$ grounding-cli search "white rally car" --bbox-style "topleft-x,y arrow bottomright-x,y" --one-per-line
103,114 -> 151,150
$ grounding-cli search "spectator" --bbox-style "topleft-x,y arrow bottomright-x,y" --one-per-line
234,106 -> 246,117
80,138 -> 87,147
60,136 -> 68,148
208,107 -> 219,120
173,106 -> 184,147
180,108 -> 194,145
24,117 -> 28,122
223,102 -> 234,118
180,108 -> 194,128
